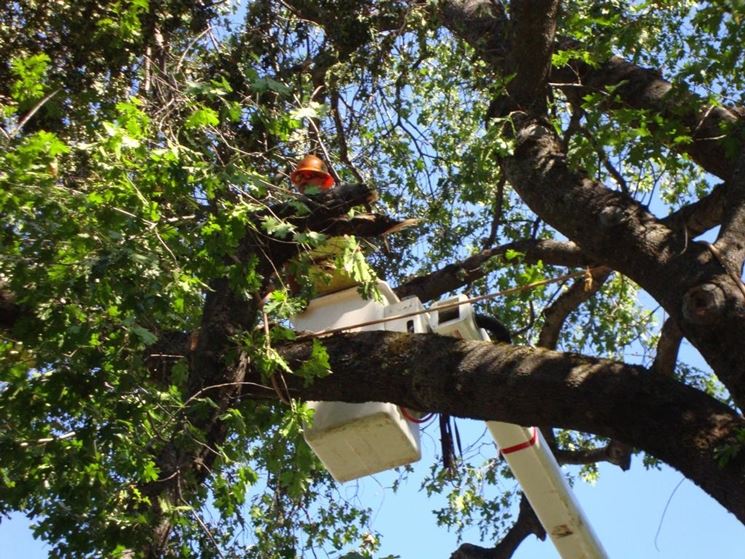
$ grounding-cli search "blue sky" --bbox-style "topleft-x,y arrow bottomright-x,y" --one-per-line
4,423 -> 743,558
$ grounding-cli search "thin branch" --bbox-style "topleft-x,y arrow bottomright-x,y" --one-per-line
395,239 -> 590,303
579,125 -> 629,193
482,174 -> 507,248
538,266 -> 611,349
179,480 -> 228,559
175,26 -> 213,72
329,89 -> 365,183
450,495 -> 545,559
9,87 -> 62,138
561,104 -> 583,151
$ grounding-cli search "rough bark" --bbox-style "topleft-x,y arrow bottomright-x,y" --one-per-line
503,0 -> 560,113
434,1 -> 745,408
437,0 -> 509,67
502,116 -> 745,410
652,318 -> 683,377
275,331 -> 745,523
714,146 -> 745,271
662,182 -> 727,238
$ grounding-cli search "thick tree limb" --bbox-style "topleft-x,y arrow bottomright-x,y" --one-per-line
395,239 -> 589,303
502,116 -> 745,409
503,0 -> 560,113
436,5 -> 745,405
437,0 -> 509,67
315,214 -> 418,238
267,183 -> 378,223
714,146 -> 745,271
438,1 -> 744,180
143,183 -> 387,555
275,331 -> 745,522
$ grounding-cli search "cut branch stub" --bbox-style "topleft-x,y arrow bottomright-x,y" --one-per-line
681,283 -> 726,325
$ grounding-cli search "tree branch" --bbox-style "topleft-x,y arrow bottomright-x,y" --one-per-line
501,116 -> 745,409
542,428 -> 631,471
142,183 -> 389,554
553,440 -> 632,471
714,145 -> 745,271
275,331 -> 745,523
437,6 -> 745,405
437,0 -> 509,68
652,317 -> 682,377
450,496 -> 545,559
503,0 -> 561,113
395,239 -> 589,303
537,266 -> 611,349
662,182 -> 727,238
550,52 -> 745,182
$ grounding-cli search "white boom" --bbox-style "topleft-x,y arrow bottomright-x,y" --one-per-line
294,282 -> 607,558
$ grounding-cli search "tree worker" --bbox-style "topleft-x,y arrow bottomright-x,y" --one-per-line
290,154 -> 335,193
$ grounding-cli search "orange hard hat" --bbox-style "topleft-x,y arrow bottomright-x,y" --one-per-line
290,154 -> 335,189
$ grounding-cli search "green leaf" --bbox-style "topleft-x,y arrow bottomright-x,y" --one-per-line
297,339 -> 331,384
252,77 -> 291,95
504,249 -> 523,262
261,216 -> 296,239
184,107 -> 220,129
131,325 -> 158,345
263,290 -> 304,319
10,53 -> 51,102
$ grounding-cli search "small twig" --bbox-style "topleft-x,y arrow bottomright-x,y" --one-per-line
329,90 -> 365,183
579,124 -> 629,193
181,380 -> 274,410
176,26 -> 213,72
561,105 -> 583,151
9,87 -> 62,138
264,310 -> 291,405
18,430 -> 76,448
305,113 -> 341,184
151,224 -> 180,266
178,479 -> 227,559
482,174 -> 507,249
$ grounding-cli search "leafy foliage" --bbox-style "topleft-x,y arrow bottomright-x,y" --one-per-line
1,1 -> 743,557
